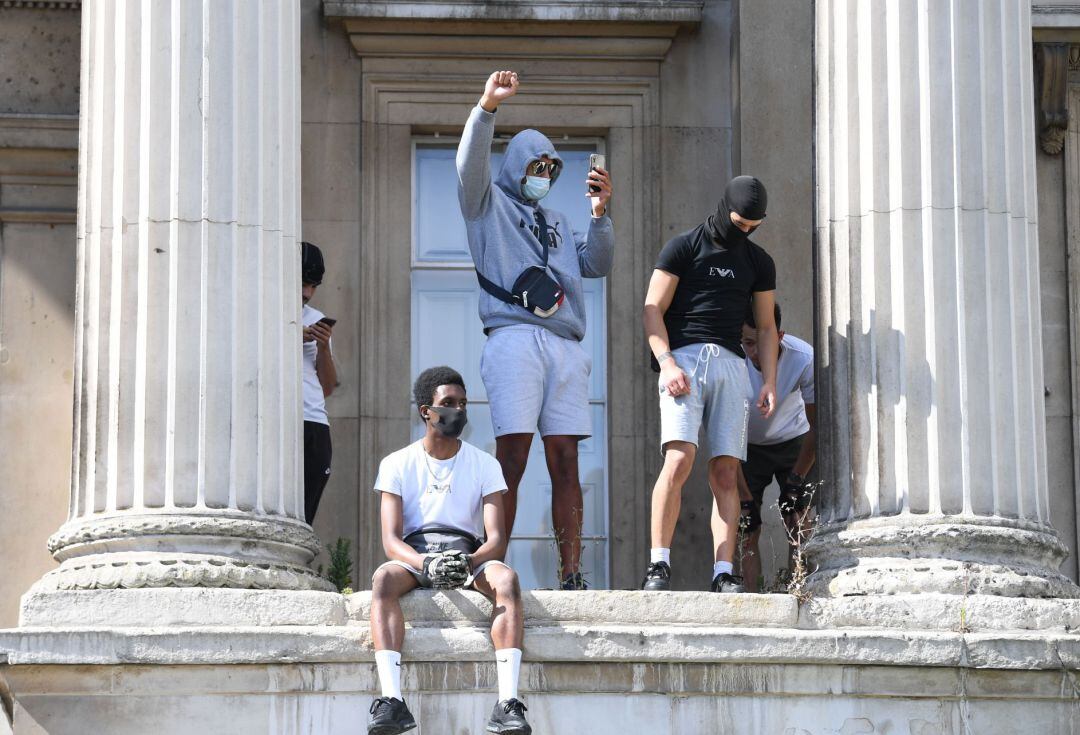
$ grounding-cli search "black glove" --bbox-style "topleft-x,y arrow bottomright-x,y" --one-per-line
739,499 -> 762,533
420,549 -> 470,589
778,472 -> 813,514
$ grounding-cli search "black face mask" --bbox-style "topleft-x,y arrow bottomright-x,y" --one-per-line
705,176 -> 767,246
426,406 -> 468,438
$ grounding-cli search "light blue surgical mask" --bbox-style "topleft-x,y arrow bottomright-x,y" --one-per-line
522,175 -> 551,201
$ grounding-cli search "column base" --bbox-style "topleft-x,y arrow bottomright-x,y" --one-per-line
804,514 -> 1080,599
37,513 -> 335,593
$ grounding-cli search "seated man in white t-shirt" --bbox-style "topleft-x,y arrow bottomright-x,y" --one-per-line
715,303 -> 816,592
367,366 -> 531,735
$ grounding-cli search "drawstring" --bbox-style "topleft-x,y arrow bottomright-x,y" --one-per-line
690,344 -> 722,384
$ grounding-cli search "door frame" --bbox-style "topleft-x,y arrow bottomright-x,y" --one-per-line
357,64 -> 661,587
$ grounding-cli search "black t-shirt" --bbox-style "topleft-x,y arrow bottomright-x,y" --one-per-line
654,223 -> 776,364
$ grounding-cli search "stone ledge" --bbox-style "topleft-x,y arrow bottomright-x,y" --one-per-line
2,660 -> 1077,699
19,589 -> 348,628
20,588 -> 1080,634
324,0 -> 704,25
3,624 -> 1079,671
346,589 -> 799,627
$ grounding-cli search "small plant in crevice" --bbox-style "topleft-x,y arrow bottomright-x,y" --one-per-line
326,536 -> 354,594
781,479 -> 824,604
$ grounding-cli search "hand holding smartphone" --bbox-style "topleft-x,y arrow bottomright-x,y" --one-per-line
588,153 -> 606,194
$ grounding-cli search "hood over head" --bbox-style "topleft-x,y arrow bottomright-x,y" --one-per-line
705,175 -> 768,246
495,129 -> 563,203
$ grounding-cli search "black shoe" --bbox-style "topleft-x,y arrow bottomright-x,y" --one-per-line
641,561 -> 671,591
368,696 -> 417,735
486,697 -> 532,734
560,572 -> 589,590
711,572 -> 745,593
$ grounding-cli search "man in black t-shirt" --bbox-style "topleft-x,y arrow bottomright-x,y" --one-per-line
640,176 -> 780,593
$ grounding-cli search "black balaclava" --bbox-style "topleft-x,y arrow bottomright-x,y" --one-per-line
705,176 -> 768,246
301,241 -> 325,285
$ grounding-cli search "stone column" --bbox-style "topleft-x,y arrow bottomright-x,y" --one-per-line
808,0 -> 1078,598
35,0 -> 332,593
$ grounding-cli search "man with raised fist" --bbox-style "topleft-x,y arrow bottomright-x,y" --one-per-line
456,70 -> 615,590
367,366 -> 531,735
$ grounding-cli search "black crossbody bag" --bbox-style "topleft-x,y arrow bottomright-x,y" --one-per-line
475,208 -> 565,318
402,525 -> 483,555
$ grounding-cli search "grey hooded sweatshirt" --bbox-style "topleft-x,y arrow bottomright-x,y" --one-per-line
456,105 -> 614,342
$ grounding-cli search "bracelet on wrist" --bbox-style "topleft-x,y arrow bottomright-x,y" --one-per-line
657,351 -> 674,365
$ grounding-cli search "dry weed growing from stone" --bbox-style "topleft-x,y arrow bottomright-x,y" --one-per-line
783,481 -> 823,603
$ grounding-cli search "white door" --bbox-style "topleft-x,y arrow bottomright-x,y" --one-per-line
410,141 -> 609,589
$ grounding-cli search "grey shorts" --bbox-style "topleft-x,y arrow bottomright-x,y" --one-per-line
480,325 -> 592,438
373,559 -> 511,589
658,343 -> 753,461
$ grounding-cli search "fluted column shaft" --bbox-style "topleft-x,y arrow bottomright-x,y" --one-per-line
38,0 -> 330,592
808,0 -> 1077,598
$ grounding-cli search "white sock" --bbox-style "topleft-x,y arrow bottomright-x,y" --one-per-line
495,648 -> 522,701
375,649 -> 403,700
713,561 -> 733,579
650,548 -> 671,565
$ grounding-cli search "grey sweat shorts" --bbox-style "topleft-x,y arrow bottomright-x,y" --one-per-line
481,325 -> 592,438
658,343 -> 753,461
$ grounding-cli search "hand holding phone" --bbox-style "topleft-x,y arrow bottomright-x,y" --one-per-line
586,154 -> 611,217
317,317 -> 337,328
588,154 -> 606,194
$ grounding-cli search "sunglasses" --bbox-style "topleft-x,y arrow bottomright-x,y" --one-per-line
527,160 -> 561,177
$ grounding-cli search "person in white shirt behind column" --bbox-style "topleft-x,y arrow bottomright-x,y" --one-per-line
301,241 -> 338,524
723,302 -> 816,592
367,366 -> 530,735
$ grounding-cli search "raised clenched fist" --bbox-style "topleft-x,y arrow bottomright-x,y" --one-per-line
480,70 -> 519,112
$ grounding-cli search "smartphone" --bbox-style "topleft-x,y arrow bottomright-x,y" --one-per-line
588,153 -> 606,194
316,317 -> 337,327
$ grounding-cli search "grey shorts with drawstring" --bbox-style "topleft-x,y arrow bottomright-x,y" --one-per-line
658,343 -> 753,461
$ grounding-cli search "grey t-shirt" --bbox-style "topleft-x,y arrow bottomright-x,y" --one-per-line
746,334 -> 814,445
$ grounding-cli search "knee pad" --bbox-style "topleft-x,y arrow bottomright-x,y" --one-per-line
739,500 -> 762,533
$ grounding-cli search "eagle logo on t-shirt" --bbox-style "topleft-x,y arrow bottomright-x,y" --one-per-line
709,267 -> 735,278
427,482 -> 451,494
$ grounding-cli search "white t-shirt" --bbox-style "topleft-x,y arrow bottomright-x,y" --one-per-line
373,439 -> 507,540
746,334 -> 815,446
302,304 -> 332,425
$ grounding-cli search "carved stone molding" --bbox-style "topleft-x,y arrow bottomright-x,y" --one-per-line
329,0 -> 702,60
47,514 -> 324,557
1037,43 -> 1070,154
0,0 -> 79,8
805,516 -> 1077,599
32,554 -> 335,593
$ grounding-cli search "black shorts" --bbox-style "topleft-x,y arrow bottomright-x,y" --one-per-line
742,433 -> 814,507
304,421 -> 332,523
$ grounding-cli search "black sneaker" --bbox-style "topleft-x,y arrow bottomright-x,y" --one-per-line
641,561 -> 671,591
368,696 -> 417,735
560,572 -> 589,590
486,697 -> 532,734
710,572 -> 745,593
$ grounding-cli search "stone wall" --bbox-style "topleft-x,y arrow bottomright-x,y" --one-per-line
3,589 -> 1080,734
0,6 -> 80,629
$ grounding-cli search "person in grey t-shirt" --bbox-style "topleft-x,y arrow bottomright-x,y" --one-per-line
456,70 -> 615,589
723,302 -> 816,592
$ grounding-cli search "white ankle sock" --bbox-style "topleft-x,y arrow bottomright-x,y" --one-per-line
495,648 -> 522,701
713,561 -> 733,578
650,548 -> 671,565
375,649 -> 403,700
